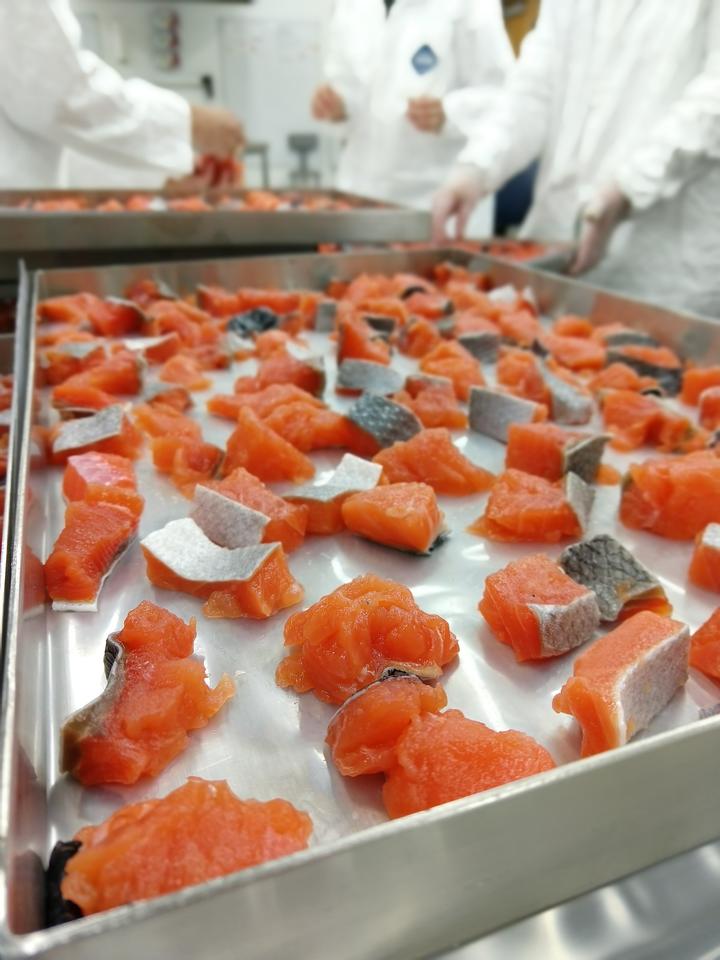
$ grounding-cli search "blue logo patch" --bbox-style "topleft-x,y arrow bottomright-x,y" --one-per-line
411,44 -> 438,75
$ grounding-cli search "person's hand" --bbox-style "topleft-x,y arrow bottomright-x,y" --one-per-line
431,164 -> 488,242
191,104 -> 245,157
311,85 -> 347,123
407,97 -> 445,134
570,183 -> 630,275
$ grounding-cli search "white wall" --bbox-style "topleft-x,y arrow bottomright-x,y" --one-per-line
68,0 -> 339,188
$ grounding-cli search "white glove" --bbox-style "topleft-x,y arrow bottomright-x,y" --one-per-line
431,163 -> 488,242
570,182 -> 630,275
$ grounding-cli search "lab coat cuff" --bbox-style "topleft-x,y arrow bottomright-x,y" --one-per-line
614,164 -> 654,212
454,148 -> 502,195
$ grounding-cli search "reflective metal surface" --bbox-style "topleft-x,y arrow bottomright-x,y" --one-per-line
1,251 -> 719,960
0,190 -> 430,279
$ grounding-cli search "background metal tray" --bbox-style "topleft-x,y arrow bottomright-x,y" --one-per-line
1,251 -> 719,960
0,189 -> 430,280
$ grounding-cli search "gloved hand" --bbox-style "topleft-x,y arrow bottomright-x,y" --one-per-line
407,96 -> 445,134
431,164 -> 488,242
191,104 -> 245,158
311,85 -> 347,123
570,183 -> 630,275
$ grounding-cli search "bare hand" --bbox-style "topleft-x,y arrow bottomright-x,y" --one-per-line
407,97 -> 445,134
431,164 -> 487,242
570,184 -> 630,275
191,104 -> 245,158
312,85 -> 347,123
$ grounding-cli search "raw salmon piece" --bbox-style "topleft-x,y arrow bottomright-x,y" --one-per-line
142,518 -> 303,619
689,608 -> 720,680
392,378 -> 468,430
451,312 -> 501,338
282,454 -> 382,536
402,291 -> 452,320
146,301 -> 203,348
356,297 -> 409,326
601,389 -> 660,450
392,272 -> 436,298
443,283 -> 494,314
383,710 -> 555,818
204,467 -> 308,553
496,308 -> 541,346
61,602 -> 234,786
609,344 -> 682,394
51,383 -> 116,412
234,348 -> 326,396
344,273 -> 397,303
397,318 -> 442,358
419,341 -> 484,400
222,408 -> 315,484
479,554 -> 600,661
588,362 -> 659,394
373,428 -> 493,495
42,340 -> 107,386
145,383 -> 191,412
235,288 -> 302,315
134,331 -> 182,365
469,387 -> 548,443
539,333 -> 606,371
553,611 -> 690,756
620,451 -> 720,539
124,277 -> 177,310
182,342 -> 230,371
337,316 -> 391,365
51,351 -> 142,408
23,546 -> 47,613
38,293 -> 144,336
207,384 -> 322,422
699,386 -> 720,430
254,329 -> 291,358
63,452 -> 144,519
133,402 -> 201,440
552,315 -> 594,338
496,348 -> 550,406
468,469 -> 592,543
689,524 -> 720,592
681,367 -> 720,405
276,574 -> 458,704
342,482 -> 445,554
262,402 -> 355,453
196,285 -> 243,316
505,422 -> 607,483
158,354 -> 211,391
45,501 -> 138,604
151,437 -> 223,497
327,674 -> 448,776
57,778 -> 312,916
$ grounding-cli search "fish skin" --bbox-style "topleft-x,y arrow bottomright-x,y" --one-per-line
606,350 -> 681,395
559,533 -> 666,621
315,301 -> 337,332
468,387 -> 541,443
540,363 -> 593,425
563,434 -> 610,483
283,453 -> 382,504
603,331 -> 659,348
347,394 -> 422,448
191,486 -> 268,548
564,472 -> 595,533
457,331 -> 501,363
52,405 -> 125,454
336,359 -> 404,395
527,592 -> 600,657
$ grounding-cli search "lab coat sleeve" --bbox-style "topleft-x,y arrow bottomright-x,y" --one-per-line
442,0 -> 515,142
615,2 -> 720,210
0,0 -> 193,176
322,0 -> 369,120
452,0 -> 559,192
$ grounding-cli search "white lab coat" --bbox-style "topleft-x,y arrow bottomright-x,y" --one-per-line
452,0 -> 720,318
324,0 -> 513,231
0,0 -> 193,189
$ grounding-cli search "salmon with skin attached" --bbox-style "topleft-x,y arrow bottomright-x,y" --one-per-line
479,553 -> 600,661
276,574 -> 458,704
203,467 -> 308,553
392,377 -> 467,430
45,501 -> 138,604
688,524 -> 720,592
158,354 -> 212,391
63,452 -> 144,519
342,482 -> 445,554
681,367 -> 720,405
419,341 -> 484,400
58,778 -> 312,917
553,611 -> 690,756
60,601 -> 234,786
689,608 -> 720,681
207,383 -> 323,422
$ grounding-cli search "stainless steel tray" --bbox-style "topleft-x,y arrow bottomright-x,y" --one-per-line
1,251 -> 720,960
0,190 -> 430,279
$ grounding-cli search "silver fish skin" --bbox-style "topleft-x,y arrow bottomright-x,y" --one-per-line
468,387 -> 540,443
603,330 -> 659,348
315,300 -> 337,332
282,453 -> 382,504
564,472 -> 594,533
191,486 -> 268,548
606,349 -> 681,395
527,591 -> 600,657
347,394 -> 422,448
336,360 -> 403,396
457,331 -> 501,363
540,363 -> 593,425
141,517 -> 278,583
559,533 -> 667,621
52,404 -> 126,454
563,434 -> 610,483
